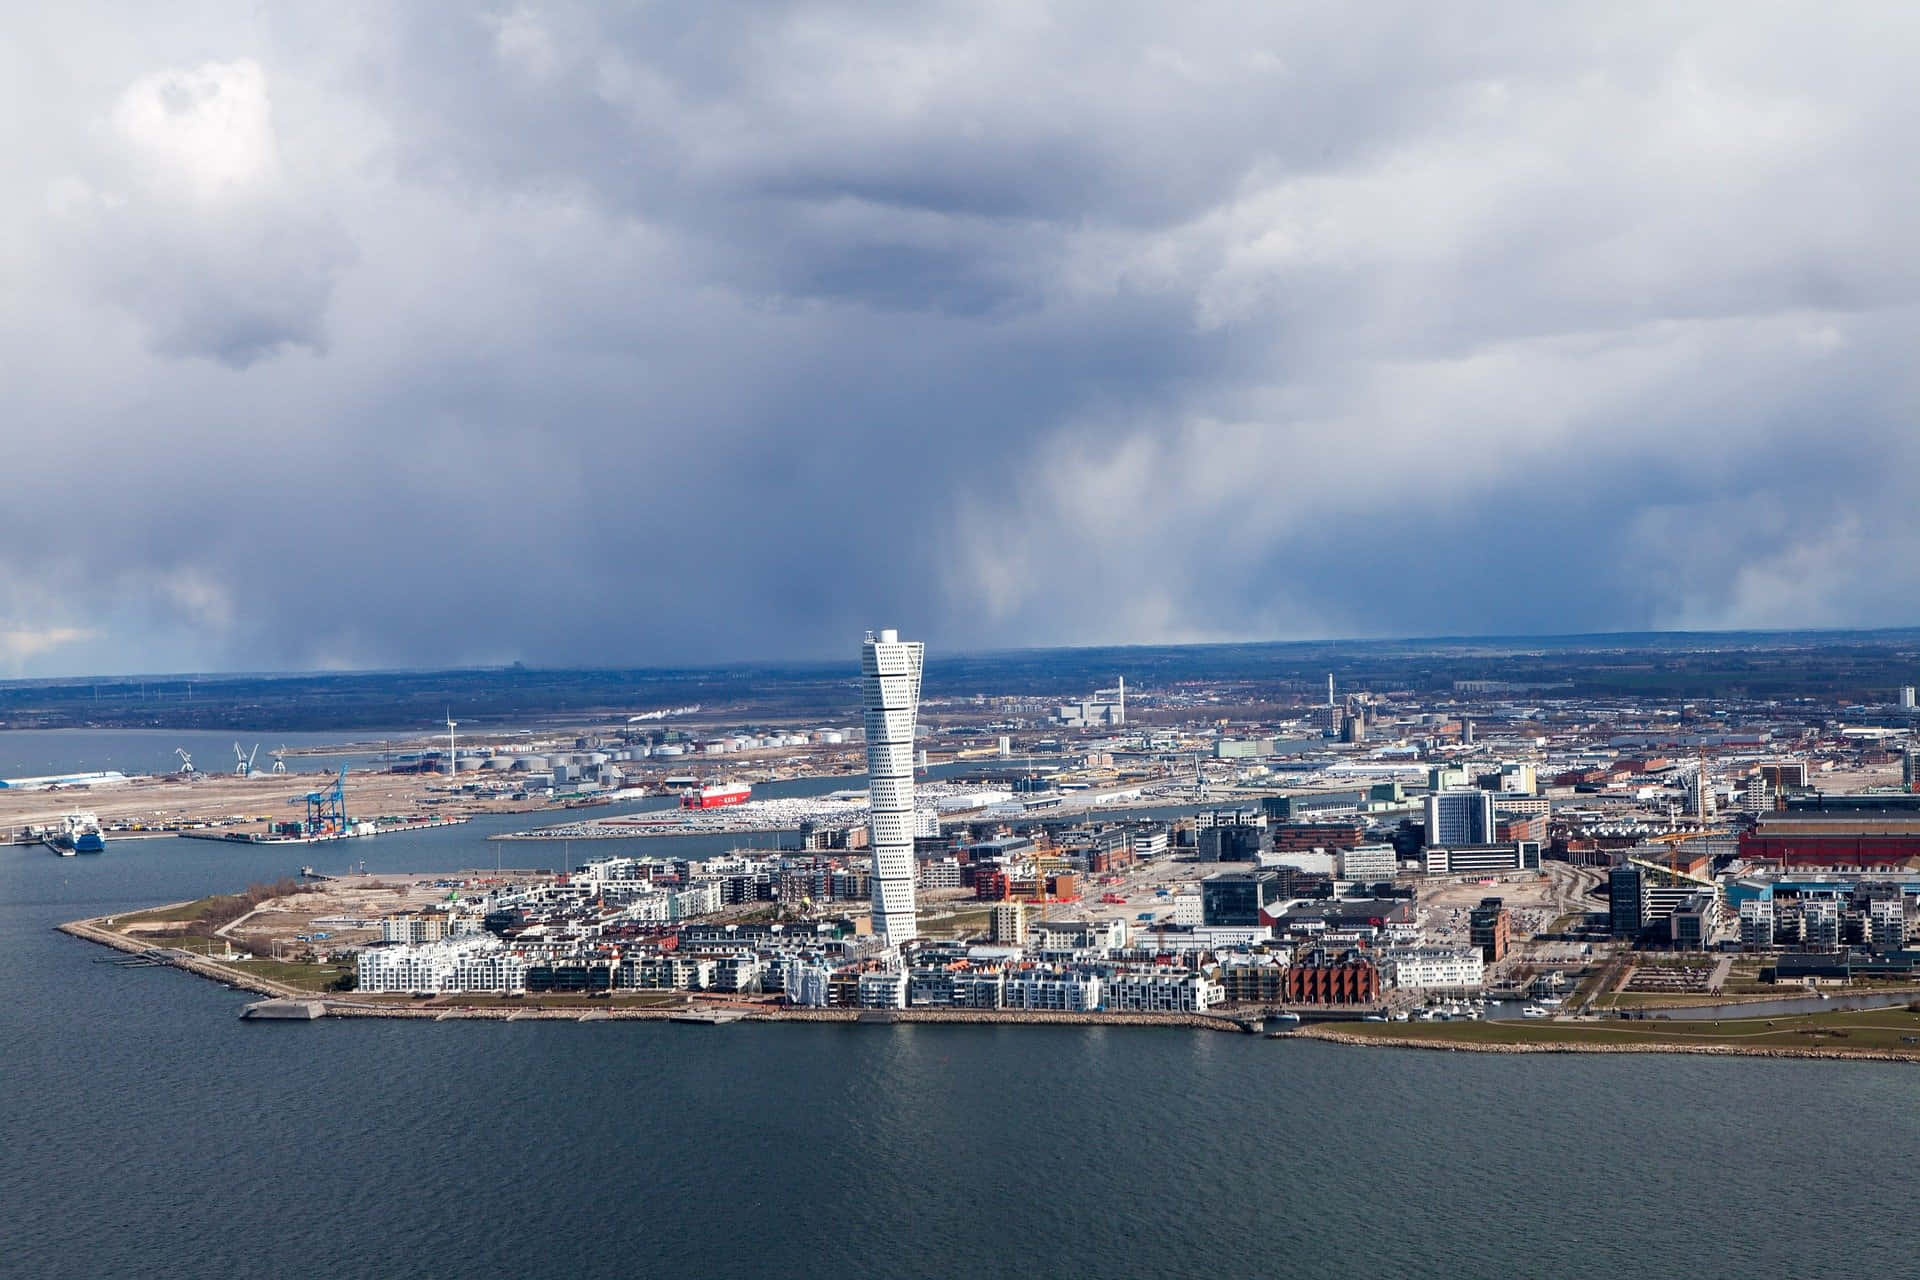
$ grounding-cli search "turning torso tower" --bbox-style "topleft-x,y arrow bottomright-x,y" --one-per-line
862,628 -> 923,946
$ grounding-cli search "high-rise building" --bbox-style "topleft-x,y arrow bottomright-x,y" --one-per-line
1424,789 -> 1495,848
863,628 -> 924,946
1902,686 -> 1916,710
1608,863 -> 1646,939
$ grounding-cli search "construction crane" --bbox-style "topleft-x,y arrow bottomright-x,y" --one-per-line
1642,811 -> 1731,888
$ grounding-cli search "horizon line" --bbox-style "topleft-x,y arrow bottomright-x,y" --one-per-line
8,622 -> 1920,687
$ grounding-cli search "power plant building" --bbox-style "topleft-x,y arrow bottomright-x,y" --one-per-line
863,628 -> 924,947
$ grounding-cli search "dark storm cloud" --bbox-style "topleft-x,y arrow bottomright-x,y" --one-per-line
6,2 -> 1920,677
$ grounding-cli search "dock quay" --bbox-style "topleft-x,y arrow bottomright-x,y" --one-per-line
178,816 -> 469,846
670,1008 -> 747,1025
241,998 -> 325,1020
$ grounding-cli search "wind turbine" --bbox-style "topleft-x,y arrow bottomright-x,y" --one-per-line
446,711 -> 458,775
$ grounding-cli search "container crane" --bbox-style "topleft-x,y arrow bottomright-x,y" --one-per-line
291,766 -> 349,838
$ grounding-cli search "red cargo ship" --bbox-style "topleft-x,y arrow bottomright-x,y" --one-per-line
682,782 -> 752,809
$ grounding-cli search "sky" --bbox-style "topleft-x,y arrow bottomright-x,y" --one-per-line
7,2 -> 1920,678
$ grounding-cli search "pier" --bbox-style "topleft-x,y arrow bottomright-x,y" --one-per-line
177,816 -> 469,846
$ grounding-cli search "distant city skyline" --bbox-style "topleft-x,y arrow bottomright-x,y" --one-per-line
10,6 -> 1920,680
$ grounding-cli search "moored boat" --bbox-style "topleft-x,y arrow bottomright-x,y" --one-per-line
681,781 -> 752,809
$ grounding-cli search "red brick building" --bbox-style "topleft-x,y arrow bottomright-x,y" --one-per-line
1496,813 -> 1548,845
1283,949 -> 1381,1005
1272,822 -> 1365,852
974,868 -> 1011,901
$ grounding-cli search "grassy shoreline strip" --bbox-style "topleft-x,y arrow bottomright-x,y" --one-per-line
1287,1012 -> 1920,1062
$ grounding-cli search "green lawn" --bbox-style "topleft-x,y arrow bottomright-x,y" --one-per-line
926,907 -> 994,938
1601,991 -> 1791,1009
113,897 -> 222,927
1625,953 -> 1720,970
1320,1007 -> 1920,1053
240,960 -> 353,991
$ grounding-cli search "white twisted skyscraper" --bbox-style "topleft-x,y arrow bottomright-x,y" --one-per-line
862,628 -> 923,946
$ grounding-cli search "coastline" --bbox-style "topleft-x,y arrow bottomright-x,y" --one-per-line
55,913 -> 1248,1031
63,911 -> 1920,1058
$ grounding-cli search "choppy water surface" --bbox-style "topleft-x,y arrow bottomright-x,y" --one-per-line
5,812 -> 1920,1278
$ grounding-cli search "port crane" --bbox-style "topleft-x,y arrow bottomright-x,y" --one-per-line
269,746 -> 288,774
233,742 -> 260,777
174,748 -> 195,776
290,766 -> 349,837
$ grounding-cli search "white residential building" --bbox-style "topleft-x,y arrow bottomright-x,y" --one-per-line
782,955 -> 836,1007
917,858 -> 964,890
357,940 -> 515,993
1381,947 -> 1485,990
1871,897 -> 1908,952
1003,974 -> 1102,1011
668,881 -> 722,920
858,968 -> 909,1009
1804,899 -> 1842,951
452,949 -> 528,992
1103,971 -> 1225,1013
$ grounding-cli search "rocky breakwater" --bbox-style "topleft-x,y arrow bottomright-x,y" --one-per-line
56,914 -> 309,1001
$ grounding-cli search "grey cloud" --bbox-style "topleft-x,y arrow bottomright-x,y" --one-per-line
79,203 -> 355,367
6,2 -> 1920,677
